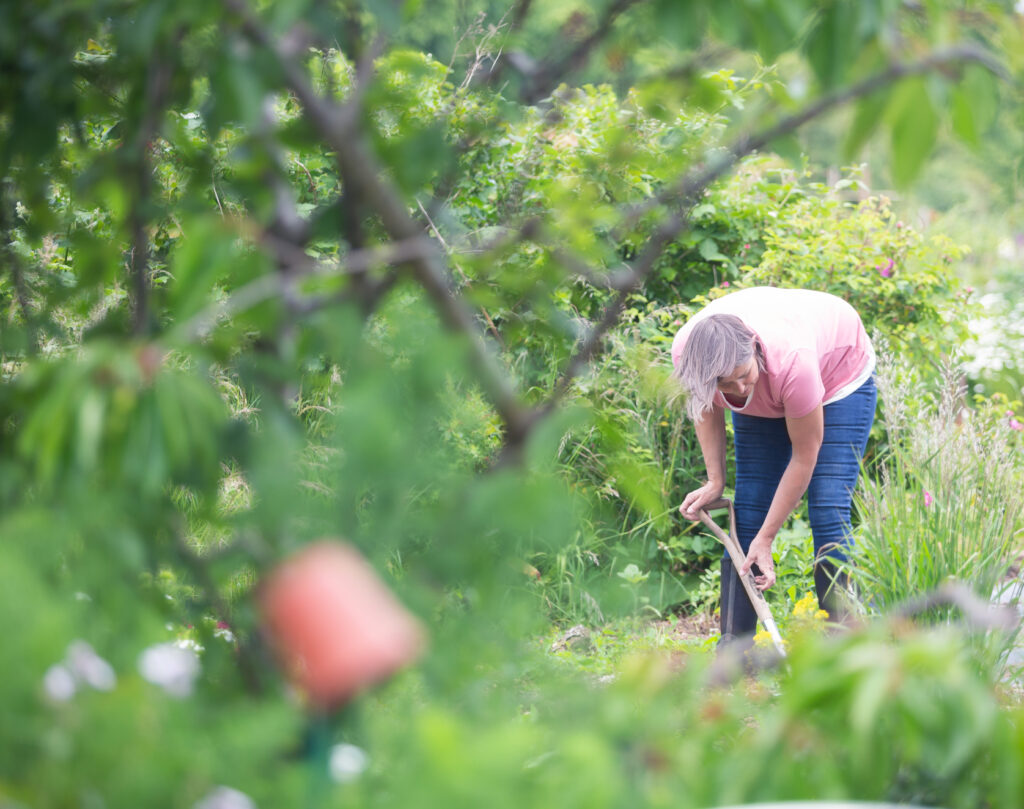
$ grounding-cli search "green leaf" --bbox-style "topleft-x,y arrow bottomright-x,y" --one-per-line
950,85 -> 977,147
699,238 -> 728,262
375,122 -> 451,193
617,563 -> 649,584
709,0 -> 746,47
205,49 -> 265,132
843,88 -> 890,160
958,65 -> 999,135
747,1 -> 801,61
888,78 -> 938,187
768,133 -> 803,165
804,2 -> 859,90
652,0 -> 705,49
165,217 -> 234,322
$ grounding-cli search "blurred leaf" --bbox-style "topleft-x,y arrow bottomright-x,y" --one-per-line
804,1 -> 859,90
375,122 -> 451,193
951,84 -> 978,147
888,78 -> 938,187
768,132 -> 803,164
951,65 -> 999,150
698,237 -> 728,262
651,0 -> 704,50
843,87 -> 890,160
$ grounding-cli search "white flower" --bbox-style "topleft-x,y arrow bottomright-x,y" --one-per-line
1016,0 -> 1024,15
66,640 -> 117,691
43,664 -> 77,702
214,626 -> 236,643
42,640 -> 117,702
329,744 -> 369,783
193,786 -> 256,809
138,642 -> 201,698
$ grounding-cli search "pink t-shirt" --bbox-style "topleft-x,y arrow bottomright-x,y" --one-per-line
670,288 -> 874,419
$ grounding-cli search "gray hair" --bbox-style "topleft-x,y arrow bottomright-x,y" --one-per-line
675,314 -> 763,421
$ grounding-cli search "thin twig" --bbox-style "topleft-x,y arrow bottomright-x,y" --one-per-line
294,158 -> 317,200
173,528 -> 265,695
211,170 -> 226,218
176,236 -> 434,342
129,44 -> 176,337
416,199 -> 505,349
226,0 -> 533,443
0,182 -> 38,355
509,0 -> 535,32
520,0 -> 642,103
540,43 -> 1005,423
222,0 -> 357,140
620,43 -> 1008,231
890,580 -> 1019,632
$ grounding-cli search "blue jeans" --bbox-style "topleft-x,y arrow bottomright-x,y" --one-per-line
720,375 -> 877,640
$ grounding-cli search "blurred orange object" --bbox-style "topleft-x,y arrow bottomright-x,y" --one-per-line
259,541 -> 425,709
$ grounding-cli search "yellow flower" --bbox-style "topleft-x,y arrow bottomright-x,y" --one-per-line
792,592 -> 819,619
753,629 -> 773,648
753,629 -> 789,651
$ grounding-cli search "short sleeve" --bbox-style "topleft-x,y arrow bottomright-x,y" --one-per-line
779,349 -> 825,418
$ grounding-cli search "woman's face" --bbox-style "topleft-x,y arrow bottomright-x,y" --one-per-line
717,356 -> 759,399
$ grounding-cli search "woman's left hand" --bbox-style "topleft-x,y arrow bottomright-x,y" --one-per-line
739,534 -> 776,591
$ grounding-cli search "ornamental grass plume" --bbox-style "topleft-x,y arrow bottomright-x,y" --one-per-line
259,541 -> 425,710
849,349 -> 1024,674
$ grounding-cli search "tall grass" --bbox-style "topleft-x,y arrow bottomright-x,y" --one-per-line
848,351 -> 1024,672
543,326 -> 711,622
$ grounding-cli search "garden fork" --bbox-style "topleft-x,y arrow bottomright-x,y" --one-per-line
699,498 -> 787,658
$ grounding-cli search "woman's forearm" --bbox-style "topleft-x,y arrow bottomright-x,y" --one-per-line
757,406 -> 824,541
758,456 -> 814,539
695,405 -> 727,484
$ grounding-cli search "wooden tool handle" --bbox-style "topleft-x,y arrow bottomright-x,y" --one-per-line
698,498 -> 786,657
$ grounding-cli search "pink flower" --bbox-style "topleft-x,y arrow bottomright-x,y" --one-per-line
743,243 -> 751,250
923,491 -> 934,508
1010,419 -> 1023,432
721,281 -> 731,288
878,258 -> 894,278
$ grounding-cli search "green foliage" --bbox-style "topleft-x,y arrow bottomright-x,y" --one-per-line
848,356 -> 1024,673
742,169 -> 972,371
357,622 -> 1024,809
0,0 -> 1022,805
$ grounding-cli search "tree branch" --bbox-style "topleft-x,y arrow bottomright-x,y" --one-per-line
534,42 -> 1002,430
226,0 -> 534,443
519,0 -> 642,103
509,0 -> 535,32
223,0 -> 358,139
0,181 -> 38,355
129,52 -> 174,337
226,2 -> 1003,462
415,199 -> 506,349
621,43 -> 1008,231
173,527 -> 266,696
176,235 -> 435,342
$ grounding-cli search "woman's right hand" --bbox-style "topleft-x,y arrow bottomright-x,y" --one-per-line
679,481 -> 724,522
